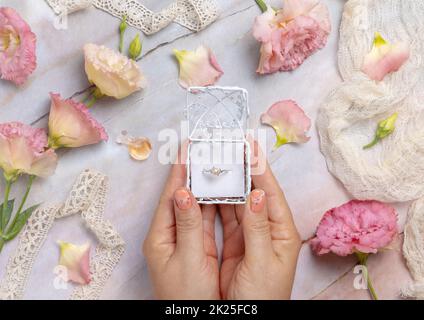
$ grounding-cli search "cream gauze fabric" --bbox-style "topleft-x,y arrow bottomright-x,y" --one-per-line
0,170 -> 125,300
45,0 -> 219,35
402,197 -> 424,299
317,0 -> 424,202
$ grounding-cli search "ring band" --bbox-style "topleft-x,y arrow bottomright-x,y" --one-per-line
202,166 -> 231,176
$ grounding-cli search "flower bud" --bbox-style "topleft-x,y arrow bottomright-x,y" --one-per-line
129,34 -> 142,60
119,15 -> 127,33
363,113 -> 398,149
119,15 -> 127,53
377,112 -> 398,139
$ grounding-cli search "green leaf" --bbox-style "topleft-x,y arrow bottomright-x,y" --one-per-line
3,204 -> 39,241
0,199 -> 14,230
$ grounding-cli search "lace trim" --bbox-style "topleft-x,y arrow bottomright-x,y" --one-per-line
45,0 -> 219,35
0,169 -> 125,300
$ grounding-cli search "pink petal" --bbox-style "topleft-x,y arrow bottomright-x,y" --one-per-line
174,46 -> 224,89
58,241 -> 91,285
0,7 -> 36,85
252,8 -> 276,43
361,33 -> 410,81
261,100 -> 311,150
280,0 -> 331,33
28,148 -> 58,178
48,93 -> 108,148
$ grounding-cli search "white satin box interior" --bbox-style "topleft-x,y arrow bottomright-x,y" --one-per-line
186,86 -> 251,204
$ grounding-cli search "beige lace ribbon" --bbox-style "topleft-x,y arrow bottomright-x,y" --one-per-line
0,169 -> 125,300
317,0 -> 424,202
45,0 -> 219,35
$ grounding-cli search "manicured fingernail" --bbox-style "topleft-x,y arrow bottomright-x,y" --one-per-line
175,189 -> 192,210
250,189 -> 265,213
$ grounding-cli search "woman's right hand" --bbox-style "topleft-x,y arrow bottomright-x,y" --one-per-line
219,143 -> 302,300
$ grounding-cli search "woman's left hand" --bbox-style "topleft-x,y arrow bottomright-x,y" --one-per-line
143,160 -> 220,300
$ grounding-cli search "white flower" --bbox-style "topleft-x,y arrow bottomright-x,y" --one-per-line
84,43 -> 146,99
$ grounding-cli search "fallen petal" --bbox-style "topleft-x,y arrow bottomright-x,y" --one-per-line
58,241 -> 91,285
361,32 -> 410,81
174,46 -> 224,89
261,100 -> 311,150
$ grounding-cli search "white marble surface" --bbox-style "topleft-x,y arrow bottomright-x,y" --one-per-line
0,0 -> 412,299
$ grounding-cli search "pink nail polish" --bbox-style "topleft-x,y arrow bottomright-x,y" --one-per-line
250,189 -> 265,213
175,189 -> 192,210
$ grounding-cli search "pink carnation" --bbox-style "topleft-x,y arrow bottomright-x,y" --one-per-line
0,7 -> 37,85
48,93 -> 108,149
311,200 -> 398,256
253,0 -> 331,74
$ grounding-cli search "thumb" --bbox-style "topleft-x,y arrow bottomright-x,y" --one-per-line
242,189 -> 273,262
173,188 -> 204,256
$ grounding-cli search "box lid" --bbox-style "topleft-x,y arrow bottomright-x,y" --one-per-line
187,86 -> 249,141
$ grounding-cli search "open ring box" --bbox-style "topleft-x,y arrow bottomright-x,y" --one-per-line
186,86 -> 251,204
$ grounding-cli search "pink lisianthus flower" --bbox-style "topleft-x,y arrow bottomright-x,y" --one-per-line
253,0 -> 331,74
48,93 -> 108,149
311,200 -> 398,256
0,122 -> 57,181
0,7 -> 36,85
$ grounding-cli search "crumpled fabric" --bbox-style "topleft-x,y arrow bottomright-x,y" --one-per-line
317,0 -> 424,202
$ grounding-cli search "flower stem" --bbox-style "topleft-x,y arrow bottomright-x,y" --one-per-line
356,252 -> 378,300
69,84 -> 95,100
86,95 -> 97,108
255,0 -> 268,12
363,137 -> 380,149
16,176 -> 34,216
366,270 -> 378,300
1,178 -> 12,231
0,238 -> 4,253
119,36 -> 124,53
6,176 -> 35,234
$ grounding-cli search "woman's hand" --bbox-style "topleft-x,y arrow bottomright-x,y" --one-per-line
143,159 -> 220,300
219,144 -> 302,300
144,141 -> 301,300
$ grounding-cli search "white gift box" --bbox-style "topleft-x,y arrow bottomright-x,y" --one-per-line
186,86 -> 251,204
